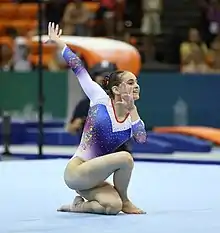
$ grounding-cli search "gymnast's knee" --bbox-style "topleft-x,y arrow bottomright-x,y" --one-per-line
104,199 -> 123,215
64,169 -> 80,190
117,151 -> 134,169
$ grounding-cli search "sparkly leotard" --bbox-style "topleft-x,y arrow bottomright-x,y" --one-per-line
62,45 -> 147,161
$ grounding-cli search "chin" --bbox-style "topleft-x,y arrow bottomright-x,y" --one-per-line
133,93 -> 140,100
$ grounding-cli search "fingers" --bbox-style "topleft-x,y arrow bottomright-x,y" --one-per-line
115,101 -> 124,105
58,28 -> 62,37
55,24 -> 59,34
119,82 -> 133,99
48,22 -> 62,37
48,22 -> 55,37
119,82 -> 128,95
128,85 -> 133,95
52,22 -> 55,31
48,22 -> 51,37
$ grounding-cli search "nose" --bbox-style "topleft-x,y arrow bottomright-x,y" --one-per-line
134,83 -> 139,89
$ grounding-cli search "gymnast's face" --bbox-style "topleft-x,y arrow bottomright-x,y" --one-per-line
121,71 -> 140,100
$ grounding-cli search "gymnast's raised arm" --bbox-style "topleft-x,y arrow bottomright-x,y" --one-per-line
47,22 -> 107,102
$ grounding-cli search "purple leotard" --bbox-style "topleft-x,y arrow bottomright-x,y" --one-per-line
62,45 -> 147,160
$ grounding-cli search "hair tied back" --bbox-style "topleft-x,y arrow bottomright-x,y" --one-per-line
104,74 -> 110,86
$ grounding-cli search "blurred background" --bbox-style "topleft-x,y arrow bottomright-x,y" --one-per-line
1,0 -> 220,160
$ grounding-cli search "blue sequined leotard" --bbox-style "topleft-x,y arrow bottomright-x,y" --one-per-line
62,45 -> 147,161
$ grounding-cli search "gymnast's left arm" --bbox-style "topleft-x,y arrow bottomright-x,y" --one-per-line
130,107 -> 147,143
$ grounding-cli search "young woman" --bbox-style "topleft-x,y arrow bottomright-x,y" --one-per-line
47,22 -> 147,215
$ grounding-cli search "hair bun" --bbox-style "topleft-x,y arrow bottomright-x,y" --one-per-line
105,74 -> 110,80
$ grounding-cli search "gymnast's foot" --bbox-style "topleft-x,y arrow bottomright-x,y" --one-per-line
122,200 -> 146,214
57,196 -> 85,212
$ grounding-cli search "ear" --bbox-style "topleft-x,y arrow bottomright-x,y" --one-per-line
111,85 -> 120,95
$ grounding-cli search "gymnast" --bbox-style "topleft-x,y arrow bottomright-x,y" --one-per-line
47,22 -> 147,215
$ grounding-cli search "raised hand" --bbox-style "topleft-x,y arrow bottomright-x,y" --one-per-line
48,22 -> 62,42
116,82 -> 135,112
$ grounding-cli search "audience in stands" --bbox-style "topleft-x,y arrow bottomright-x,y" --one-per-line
94,0 -> 116,37
207,0 -> 220,40
180,28 -> 208,65
198,0 -> 220,44
13,37 -> 32,72
141,0 -> 162,36
0,44 -> 13,71
207,35 -> 220,71
2,0 -> 220,73
181,44 -> 210,73
62,0 -> 90,36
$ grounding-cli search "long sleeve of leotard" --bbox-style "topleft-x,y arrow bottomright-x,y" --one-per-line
62,45 -> 108,103
131,119 -> 147,143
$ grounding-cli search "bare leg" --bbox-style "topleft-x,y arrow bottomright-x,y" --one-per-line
58,182 -> 122,215
64,152 -> 134,191
113,165 -> 145,214
63,152 -> 145,214
58,196 -> 106,214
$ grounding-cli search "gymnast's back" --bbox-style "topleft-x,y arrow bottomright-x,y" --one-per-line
62,45 -> 145,161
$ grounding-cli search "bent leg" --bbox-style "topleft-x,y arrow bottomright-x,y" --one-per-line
58,182 -> 122,215
64,151 -> 134,202
64,152 -> 145,214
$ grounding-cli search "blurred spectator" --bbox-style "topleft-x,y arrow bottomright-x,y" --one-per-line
13,37 -> 32,72
5,27 -> 32,71
0,37 -> 32,72
62,0 -> 90,36
207,35 -> 220,71
0,44 -> 13,71
182,44 -> 210,73
180,28 -> 208,65
95,0 -> 116,37
207,0 -> 220,38
141,0 -> 162,36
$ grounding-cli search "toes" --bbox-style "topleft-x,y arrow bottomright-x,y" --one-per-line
137,210 -> 146,214
73,196 -> 84,205
57,204 -> 72,212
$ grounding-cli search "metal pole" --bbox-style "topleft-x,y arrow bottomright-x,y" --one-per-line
1,112 -> 11,156
37,0 -> 44,159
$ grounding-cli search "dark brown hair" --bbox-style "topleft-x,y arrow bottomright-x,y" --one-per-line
103,70 -> 126,98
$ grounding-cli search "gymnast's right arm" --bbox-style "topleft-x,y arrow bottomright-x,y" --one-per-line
48,22 -> 107,102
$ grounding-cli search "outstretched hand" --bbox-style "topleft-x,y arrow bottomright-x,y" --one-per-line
115,82 -> 135,112
48,22 -> 62,42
